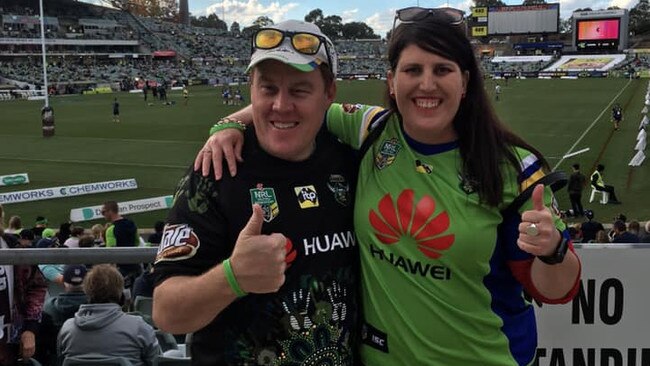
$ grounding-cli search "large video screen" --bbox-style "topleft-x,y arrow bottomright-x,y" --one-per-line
487,4 -> 559,35
577,19 -> 620,41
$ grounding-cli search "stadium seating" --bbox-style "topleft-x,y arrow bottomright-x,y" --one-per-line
62,355 -> 134,366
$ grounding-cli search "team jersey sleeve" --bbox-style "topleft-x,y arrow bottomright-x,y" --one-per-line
503,149 -> 581,304
152,168 -> 231,287
326,103 -> 388,149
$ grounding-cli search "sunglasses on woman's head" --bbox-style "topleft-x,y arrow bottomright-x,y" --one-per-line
392,7 -> 465,33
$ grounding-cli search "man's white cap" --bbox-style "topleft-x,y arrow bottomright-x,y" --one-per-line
247,20 -> 338,77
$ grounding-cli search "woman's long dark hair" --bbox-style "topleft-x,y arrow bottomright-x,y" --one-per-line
386,19 -> 549,207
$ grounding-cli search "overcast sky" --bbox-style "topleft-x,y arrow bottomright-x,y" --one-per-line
82,0 -> 639,36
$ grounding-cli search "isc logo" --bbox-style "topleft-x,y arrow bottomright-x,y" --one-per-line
294,185 -> 319,209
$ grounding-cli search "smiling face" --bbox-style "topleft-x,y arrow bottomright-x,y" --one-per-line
250,60 -> 336,161
387,44 -> 468,145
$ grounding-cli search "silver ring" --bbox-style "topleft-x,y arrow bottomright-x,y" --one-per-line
526,223 -> 539,237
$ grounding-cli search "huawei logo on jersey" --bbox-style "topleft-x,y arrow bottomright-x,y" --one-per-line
369,189 -> 454,259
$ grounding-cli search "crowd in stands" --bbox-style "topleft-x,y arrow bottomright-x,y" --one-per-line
0,202 -> 177,365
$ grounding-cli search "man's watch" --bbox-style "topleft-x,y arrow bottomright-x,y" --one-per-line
537,232 -> 569,265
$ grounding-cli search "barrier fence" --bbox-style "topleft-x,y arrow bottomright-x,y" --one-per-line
2,244 -> 649,365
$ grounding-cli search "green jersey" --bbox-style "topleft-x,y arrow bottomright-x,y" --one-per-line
327,103 -> 566,366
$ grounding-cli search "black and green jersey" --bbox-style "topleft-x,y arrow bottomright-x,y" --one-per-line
154,127 -> 359,366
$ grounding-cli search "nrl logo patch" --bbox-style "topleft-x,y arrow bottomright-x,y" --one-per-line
155,224 -> 200,263
250,183 -> 279,222
327,174 -> 350,206
374,137 -> 401,170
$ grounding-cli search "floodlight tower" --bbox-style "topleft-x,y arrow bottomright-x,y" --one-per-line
179,0 -> 189,25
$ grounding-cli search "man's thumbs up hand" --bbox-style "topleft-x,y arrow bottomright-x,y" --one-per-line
229,205 -> 287,294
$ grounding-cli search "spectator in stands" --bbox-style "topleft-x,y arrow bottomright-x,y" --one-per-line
112,97 -> 120,123
147,221 -> 164,246
0,204 -> 47,366
132,266 -> 154,300
590,164 -> 621,204
580,209 -> 605,243
195,13 -> 582,365
56,222 -> 72,244
5,216 -> 23,235
640,222 -> 650,243
102,201 -> 142,288
37,265 -> 88,366
567,163 -> 587,217
594,230 -> 610,243
77,235 -> 95,248
628,220 -> 641,238
153,19 -> 358,365
17,229 -> 35,248
63,226 -> 85,248
58,264 -> 160,366
90,224 -> 105,247
611,220 -> 639,243
36,228 -> 59,248
30,216 -> 48,238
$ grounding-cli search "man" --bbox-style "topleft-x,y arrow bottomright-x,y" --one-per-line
153,20 -> 358,365
58,265 -> 160,366
495,83 -> 501,101
182,86 -> 189,106
580,210 -> 605,242
567,163 -> 587,216
612,103 -> 623,130
611,220 -> 639,243
37,265 -> 88,366
1,205 -> 47,366
112,98 -> 120,123
590,164 -> 621,204
30,216 -> 48,238
102,201 -> 142,286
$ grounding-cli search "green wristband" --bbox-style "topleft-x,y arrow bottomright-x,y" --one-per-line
209,118 -> 247,135
222,258 -> 247,297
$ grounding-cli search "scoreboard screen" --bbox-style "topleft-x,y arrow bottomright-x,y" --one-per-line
577,19 -> 620,41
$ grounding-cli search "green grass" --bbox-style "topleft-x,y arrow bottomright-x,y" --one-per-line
0,78 -> 648,229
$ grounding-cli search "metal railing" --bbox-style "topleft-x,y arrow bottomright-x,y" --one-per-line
0,247 -> 157,265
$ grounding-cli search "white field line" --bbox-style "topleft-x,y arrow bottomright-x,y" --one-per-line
0,156 -> 186,169
553,79 -> 633,171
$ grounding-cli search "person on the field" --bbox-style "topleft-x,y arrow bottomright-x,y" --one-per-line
194,7 -> 581,365
112,98 -> 120,123
612,103 -> 623,130
590,164 -> 621,204
567,163 -> 587,217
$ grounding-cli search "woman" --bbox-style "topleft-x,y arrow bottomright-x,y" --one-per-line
196,8 -> 581,365
0,204 -> 47,365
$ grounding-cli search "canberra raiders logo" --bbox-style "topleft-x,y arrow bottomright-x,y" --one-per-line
327,174 -> 350,206
374,137 -> 401,170
250,183 -> 279,222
